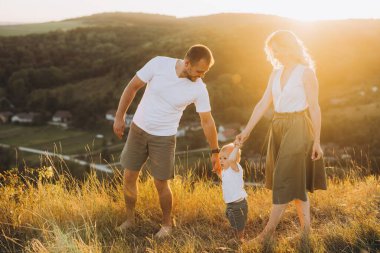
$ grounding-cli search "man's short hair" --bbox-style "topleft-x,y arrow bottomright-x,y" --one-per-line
185,44 -> 214,66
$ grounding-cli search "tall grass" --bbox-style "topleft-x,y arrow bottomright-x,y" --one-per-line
0,160 -> 379,252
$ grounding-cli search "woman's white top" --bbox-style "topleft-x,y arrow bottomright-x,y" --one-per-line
272,64 -> 309,113
221,163 -> 248,204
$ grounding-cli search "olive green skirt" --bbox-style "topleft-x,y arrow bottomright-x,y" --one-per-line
265,110 -> 327,204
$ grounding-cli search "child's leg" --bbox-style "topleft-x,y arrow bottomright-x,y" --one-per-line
236,229 -> 245,242
294,195 -> 310,234
226,199 -> 248,243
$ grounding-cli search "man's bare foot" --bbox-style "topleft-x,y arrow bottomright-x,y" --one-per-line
115,219 -> 135,233
154,225 -> 172,238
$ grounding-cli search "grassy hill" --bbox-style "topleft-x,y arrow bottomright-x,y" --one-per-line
0,164 -> 379,252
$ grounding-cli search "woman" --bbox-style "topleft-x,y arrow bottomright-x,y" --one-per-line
235,30 -> 327,242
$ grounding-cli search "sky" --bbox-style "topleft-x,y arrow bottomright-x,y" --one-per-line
0,0 -> 379,23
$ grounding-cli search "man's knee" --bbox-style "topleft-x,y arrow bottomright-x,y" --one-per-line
123,169 -> 140,185
154,179 -> 170,194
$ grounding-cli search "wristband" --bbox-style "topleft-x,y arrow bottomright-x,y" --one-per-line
211,148 -> 220,154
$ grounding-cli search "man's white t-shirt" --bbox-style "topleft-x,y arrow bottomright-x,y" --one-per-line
133,56 -> 211,136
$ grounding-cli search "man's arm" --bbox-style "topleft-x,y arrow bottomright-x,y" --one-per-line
113,75 -> 146,139
199,111 -> 221,173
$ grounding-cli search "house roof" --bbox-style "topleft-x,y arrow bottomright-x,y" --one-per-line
0,111 -> 13,117
14,113 -> 34,120
53,110 -> 72,118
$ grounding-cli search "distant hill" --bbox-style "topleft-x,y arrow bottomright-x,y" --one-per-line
1,13 -> 380,145
0,13 -> 179,37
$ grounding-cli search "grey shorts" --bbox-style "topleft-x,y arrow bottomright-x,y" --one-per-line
226,198 -> 248,231
120,122 -> 176,180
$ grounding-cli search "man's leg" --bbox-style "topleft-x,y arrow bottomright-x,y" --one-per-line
154,179 -> 173,227
147,134 -> 176,237
116,169 -> 140,231
294,196 -> 311,234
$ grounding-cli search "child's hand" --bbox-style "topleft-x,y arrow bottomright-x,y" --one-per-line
233,141 -> 243,148
235,131 -> 250,146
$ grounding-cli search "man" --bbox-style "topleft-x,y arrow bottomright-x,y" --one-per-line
113,44 -> 221,238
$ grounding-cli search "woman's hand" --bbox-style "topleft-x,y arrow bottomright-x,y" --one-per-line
311,142 -> 323,160
234,130 -> 250,146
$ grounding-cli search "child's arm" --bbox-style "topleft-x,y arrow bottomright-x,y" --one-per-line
228,146 -> 240,172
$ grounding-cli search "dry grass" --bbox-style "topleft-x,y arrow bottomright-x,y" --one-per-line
0,165 -> 379,253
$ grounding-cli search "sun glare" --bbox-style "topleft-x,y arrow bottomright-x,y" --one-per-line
233,0 -> 380,21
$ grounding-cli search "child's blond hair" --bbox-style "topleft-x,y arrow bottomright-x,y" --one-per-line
221,143 -> 241,163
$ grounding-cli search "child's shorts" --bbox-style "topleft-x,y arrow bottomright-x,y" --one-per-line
225,198 -> 248,231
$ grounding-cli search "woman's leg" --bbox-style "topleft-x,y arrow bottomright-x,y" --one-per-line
294,195 -> 310,233
255,203 -> 288,241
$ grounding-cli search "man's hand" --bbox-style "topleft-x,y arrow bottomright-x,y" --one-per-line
113,117 -> 126,140
211,153 -> 221,175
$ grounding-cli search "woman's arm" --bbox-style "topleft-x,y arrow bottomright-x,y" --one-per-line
304,68 -> 323,160
235,70 -> 276,145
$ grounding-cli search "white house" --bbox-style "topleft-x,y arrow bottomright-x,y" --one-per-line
52,110 -> 72,123
188,122 -> 202,131
125,114 -> 134,127
176,127 -> 187,138
105,109 -> 116,121
217,123 -> 240,142
0,111 -> 13,123
11,113 -> 38,124
105,109 -> 134,127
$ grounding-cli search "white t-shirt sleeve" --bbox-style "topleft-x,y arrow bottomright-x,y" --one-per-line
136,57 -> 159,83
194,85 -> 211,113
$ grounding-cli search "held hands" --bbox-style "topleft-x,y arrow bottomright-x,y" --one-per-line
113,116 -> 125,140
311,142 -> 323,160
234,130 -> 250,147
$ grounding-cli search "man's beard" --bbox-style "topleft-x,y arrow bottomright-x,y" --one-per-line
182,69 -> 198,82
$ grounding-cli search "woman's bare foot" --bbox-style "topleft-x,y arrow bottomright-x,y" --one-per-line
243,231 -> 273,249
115,219 -> 135,233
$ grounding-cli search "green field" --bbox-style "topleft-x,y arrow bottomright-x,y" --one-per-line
0,124 -> 117,166
0,124 -> 113,154
0,124 -> 210,171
